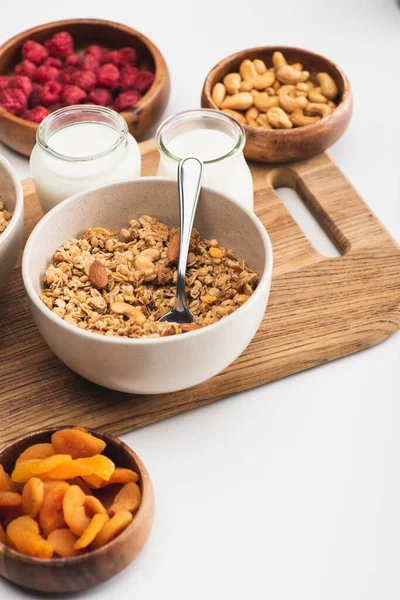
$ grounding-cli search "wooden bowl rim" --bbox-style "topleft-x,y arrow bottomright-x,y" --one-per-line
0,18 -> 167,131
0,426 -> 152,567
202,45 -> 352,137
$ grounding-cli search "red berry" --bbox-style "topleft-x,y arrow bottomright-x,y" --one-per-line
119,65 -> 139,91
96,63 -> 119,90
0,76 -> 11,91
133,71 -> 155,94
0,88 -> 27,116
43,57 -> 63,70
45,31 -> 74,59
29,84 -> 44,108
15,60 -> 36,78
71,70 -> 96,92
57,66 -> 76,85
82,54 -> 99,71
114,90 -> 141,112
86,45 -> 109,64
62,84 -> 86,105
22,40 -> 49,65
40,81 -> 63,105
65,54 -> 82,68
48,102 -> 63,112
24,106 -> 49,123
33,65 -> 59,84
108,50 -> 125,67
119,47 -> 137,65
88,87 -> 112,106
8,76 -> 33,97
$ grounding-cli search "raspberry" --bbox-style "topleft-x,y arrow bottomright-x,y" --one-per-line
48,102 -> 63,112
8,76 -> 33,97
15,60 -> 36,78
0,88 -> 27,116
62,85 -> 86,105
119,47 -> 137,66
57,66 -> 76,85
114,90 -> 141,112
24,106 -> 49,123
65,54 -> 82,68
71,70 -> 96,92
22,40 -> 49,65
45,31 -> 74,59
119,65 -> 138,91
133,71 -> 155,94
43,57 -> 63,70
33,65 -> 59,84
86,45 -> 109,64
40,81 -> 63,105
0,76 -> 11,91
29,84 -> 44,108
82,54 -> 99,71
88,87 -> 112,106
108,50 -> 125,67
96,63 -> 119,90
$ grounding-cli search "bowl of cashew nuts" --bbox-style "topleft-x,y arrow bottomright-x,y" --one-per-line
201,46 -> 352,163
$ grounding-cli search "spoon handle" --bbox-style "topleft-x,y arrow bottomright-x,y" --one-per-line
175,157 -> 203,310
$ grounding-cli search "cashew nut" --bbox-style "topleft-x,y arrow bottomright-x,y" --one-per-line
221,108 -> 247,124
211,82 -> 226,108
221,92 -> 253,111
247,118 -> 261,128
240,59 -> 275,90
305,102 -> 334,118
278,84 -> 296,96
256,114 -> 272,129
296,82 -> 309,92
266,87 -> 276,96
291,62 -> 303,71
328,100 -> 336,108
246,107 -> 260,121
272,51 -> 287,69
279,93 -> 308,113
111,302 -> 146,325
316,72 -> 338,100
239,80 -> 253,92
253,59 -> 267,74
134,248 -> 159,281
267,107 -> 293,129
272,80 -> 281,92
223,73 -> 241,95
254,92 -> 280,111
290,109 -> 321,127
276,65 -> 310,84
251,89 -> 260,97
308,86 -> 328,104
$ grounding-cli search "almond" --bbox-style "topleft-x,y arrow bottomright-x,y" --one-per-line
89,260 -> 108,289
167,234 -> 180,264
180,323 -> 201,333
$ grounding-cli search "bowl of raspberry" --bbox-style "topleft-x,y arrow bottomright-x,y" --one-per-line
0,19 -> 170,156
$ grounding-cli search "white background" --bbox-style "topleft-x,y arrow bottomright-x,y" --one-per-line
1,1 -> 400,598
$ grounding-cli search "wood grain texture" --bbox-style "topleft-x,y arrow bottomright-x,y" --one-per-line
0,19 -> 170,156
0,427 -> 154,593
0,139 -> 399,446
201,46 -> 352,163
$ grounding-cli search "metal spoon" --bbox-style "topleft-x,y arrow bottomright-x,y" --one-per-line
159,157 -> 203,324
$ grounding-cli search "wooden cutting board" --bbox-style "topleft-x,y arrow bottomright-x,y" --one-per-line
1,139 -> 399,445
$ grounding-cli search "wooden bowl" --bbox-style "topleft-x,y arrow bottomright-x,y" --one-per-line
0,19 -> 170,156
0,427 -> 154,593
201,46 -> 352,163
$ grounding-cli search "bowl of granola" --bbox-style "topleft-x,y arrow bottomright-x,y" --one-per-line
0,154 -> 24,293
22,178 -> 272,393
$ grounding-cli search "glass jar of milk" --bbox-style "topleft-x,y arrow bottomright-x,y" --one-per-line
156,109 -> 253,211
30,105 -> 141,214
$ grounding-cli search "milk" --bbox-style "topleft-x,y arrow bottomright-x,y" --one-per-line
31,118 -> 141,214
156,125 -> 254,211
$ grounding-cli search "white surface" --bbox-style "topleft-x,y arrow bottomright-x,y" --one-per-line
0,0 -> 399,598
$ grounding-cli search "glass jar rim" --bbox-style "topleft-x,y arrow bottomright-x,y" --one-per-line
155,109 -> 245,165
36,105 -> 128,163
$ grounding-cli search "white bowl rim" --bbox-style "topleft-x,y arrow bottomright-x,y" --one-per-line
22,176 -> 273,346
0,154 -> 24,249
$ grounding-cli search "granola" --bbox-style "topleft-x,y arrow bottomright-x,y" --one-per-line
0,198 -> 11,234
40,216 -> 259,338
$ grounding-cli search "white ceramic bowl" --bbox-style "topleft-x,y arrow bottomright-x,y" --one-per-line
22,178 -> 273,394
0,155 -> 24,292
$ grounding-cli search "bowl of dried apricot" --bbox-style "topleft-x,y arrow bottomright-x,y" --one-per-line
0,426 -> 154,593
201,46 -> 352,163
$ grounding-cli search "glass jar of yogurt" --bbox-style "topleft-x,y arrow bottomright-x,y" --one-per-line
30,105 -> 141,214
156,109 -> 254,211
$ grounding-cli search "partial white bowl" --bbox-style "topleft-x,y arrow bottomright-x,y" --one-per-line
0,155 -> 24,292
22,178 -> 273,394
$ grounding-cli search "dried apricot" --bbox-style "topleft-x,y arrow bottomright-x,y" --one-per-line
74,513 -> 110,549
0,523 -> 6,544
109,482 -> 141,516
39,481 -> 69,536
109,467 -> 139,485
68,478 -> 93,496
47,455 -> 114,481
85,495 -> 107,515
0,492 -> 22,507
22,477 -> 44,518
63,485 -> 90,536
0,464 -> 16,492
82,474 -> 105,489
11,459 -> 41,482
16,443 -> 55,465
43,480 -> 62,495
91,510 -> 133,549
12,455 -> 72,482
47,528 -> 80,558
7,516 -> 53,558
52,429 -> 106,459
